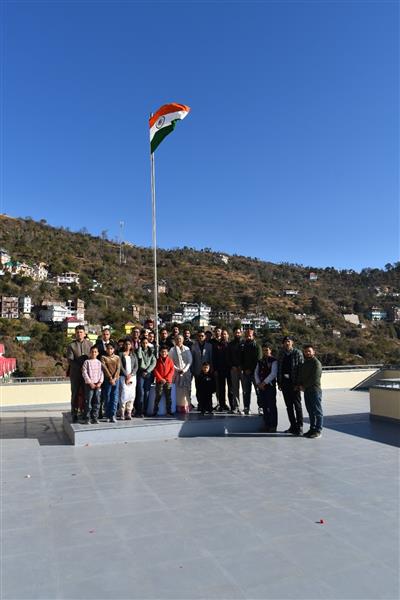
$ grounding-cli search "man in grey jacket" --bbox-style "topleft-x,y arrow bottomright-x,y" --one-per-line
277,336 -> 304,435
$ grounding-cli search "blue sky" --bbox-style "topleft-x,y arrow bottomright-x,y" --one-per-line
2,0 -> 398,270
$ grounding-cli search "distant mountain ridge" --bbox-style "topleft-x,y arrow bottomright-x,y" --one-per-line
1,213 -> 399,369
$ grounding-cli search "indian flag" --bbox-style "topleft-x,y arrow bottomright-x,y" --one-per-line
149,103 -> 190,153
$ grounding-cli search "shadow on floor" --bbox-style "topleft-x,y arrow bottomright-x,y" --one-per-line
0,416 -> 70,446
323,412 -> 399,448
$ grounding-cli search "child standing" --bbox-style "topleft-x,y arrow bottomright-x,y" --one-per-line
81,346 -> 104,424
100,344 -> 121,423
196,362 -> 215,415
152,346 -> 175,416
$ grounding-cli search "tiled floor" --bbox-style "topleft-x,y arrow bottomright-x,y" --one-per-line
1,390 -> 399,599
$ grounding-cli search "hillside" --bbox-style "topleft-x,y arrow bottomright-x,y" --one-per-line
0,214 -> 399,374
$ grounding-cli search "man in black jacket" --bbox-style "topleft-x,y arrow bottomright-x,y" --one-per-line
277,336 -> 304,435
213,329 -> 232,412
240,328 -> 262,415
227,327 -> 244,414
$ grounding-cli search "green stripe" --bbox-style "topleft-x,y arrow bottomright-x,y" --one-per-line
150,121 -> 177,153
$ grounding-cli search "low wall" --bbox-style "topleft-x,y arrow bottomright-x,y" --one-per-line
321,369 -> 377,390
0,383 -> 70,407
0,369 -> 379,408
370,387 -> 400,422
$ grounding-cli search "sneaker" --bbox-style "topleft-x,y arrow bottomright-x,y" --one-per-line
236,409 -> 243,415
303,429 -> 313,437
244,409 -> 250,415
167,412 -> 175,417
284,427 -> 295,434
72,415 -> 78,423
267,427 -> 277,433
308,430 -> 322,438
258,407 -> 263,415
125,415 -> 132,420
293,428 -> 303,436
151,412 -> 158,417
111,416 -> 117,423
91,418 -> 99,424
83,419 -> 90,425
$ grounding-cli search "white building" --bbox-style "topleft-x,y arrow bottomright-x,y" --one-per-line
0,249 -> 10,265
180,302 -> 211,325
39,304 -> 69,323
57,272 -> 80,286
171,312 -> 184,324
309,272 -> 318,281
32,263 -> 48,281
19,296 -> 32,316
220,254 -> 229,265
284,289 -> 299,297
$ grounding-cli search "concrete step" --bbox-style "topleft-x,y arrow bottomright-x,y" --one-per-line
63,412 -> 264,446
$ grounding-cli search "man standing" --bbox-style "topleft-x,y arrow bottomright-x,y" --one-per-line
135,337 -> 156,416
277,336 -> 304,435
298,345 -> 323,438
241,327 -> 262,415
95,327 -> 115,358
213,329 -> 232,412
191,330 -> 213,408
182,328 -> 193,350
255,343 -> 278,432
66,325 -> 92,422
227,327 -> 244,414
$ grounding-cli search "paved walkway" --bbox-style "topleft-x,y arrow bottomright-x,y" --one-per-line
1,390 -> 399,599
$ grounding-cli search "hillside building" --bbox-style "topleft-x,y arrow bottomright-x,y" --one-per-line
19,296 -> 32,317
32,263 -> 48,281
284,289 -> 299,297
57,272 -> 80,286
39,304 -> 69,323
180,302 -> 211,325
368,307 -> 387,321
309,272 -> 318,281
1,296 -> 19,319
0,249 -> 10,265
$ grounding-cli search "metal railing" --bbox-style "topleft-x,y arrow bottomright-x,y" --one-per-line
321,364 -> 384,372
1,376 -> 69,385
0,364 -> 394,385
372,378 -> 400,390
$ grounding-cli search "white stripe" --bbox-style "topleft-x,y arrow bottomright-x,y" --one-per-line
149,110 -> 189,141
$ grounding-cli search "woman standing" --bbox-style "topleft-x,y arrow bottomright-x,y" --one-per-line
119,339 -> 138,420
169,335 -> 193,413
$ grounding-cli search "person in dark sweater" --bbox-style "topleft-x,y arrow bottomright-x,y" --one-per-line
240,328 -> 262,415
212,329 -> 232,412
196,363 -> 216,415
227,327 -> 244,414
277,336 -> 304,435
298,344 -> 323,438
255,343 -> 278,432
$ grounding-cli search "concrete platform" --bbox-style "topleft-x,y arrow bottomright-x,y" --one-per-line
63,412 -> 264,445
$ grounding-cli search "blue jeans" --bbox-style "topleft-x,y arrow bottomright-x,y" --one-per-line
102,379 -> 120,418
84,385 -> 101,420
304,388 -> 323,431
241,371 -> 258,411
135,373 -> 153,416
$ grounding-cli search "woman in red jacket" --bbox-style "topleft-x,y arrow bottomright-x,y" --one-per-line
152,346 -> 175,416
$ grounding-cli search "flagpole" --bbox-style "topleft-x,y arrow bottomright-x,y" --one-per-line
150,147 -> 159,351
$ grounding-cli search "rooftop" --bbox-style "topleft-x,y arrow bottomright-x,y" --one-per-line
1,389 -> 398,599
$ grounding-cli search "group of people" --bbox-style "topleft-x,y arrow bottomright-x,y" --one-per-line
66,322 -> 324,439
